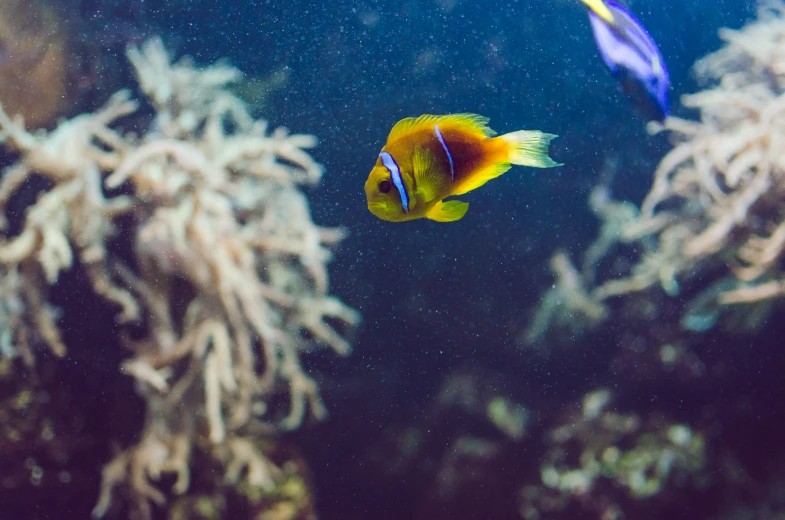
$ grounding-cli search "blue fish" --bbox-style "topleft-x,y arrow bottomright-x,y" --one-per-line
580,0 -> 670,121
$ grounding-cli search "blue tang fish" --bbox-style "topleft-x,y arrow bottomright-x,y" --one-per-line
580,0 -> 670,121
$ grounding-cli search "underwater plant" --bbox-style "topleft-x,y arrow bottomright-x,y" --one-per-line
525,0 -> 785,344
519,389 -> 707,520
0,37 -> 359,518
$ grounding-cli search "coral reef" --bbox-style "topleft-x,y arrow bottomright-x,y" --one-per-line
523,0 -> 785,344
519,389 -> 707,520
0,37 -> 359,518
507,4 -> 785,518
355,372 -> 712,520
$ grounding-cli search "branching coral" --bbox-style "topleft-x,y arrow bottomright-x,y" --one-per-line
519,390 -> 706,520
524,1 -> 785,343
0,37 -> 359,518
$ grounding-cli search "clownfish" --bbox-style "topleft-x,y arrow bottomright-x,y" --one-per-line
364,113 -> 561,223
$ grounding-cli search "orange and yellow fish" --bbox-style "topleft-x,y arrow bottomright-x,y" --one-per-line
364,113 -> 562,222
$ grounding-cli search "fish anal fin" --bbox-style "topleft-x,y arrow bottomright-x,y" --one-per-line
452,162 -> 511,196
426,200 -> 468,222
413,146 -> 447,202
387,113 -> 496,144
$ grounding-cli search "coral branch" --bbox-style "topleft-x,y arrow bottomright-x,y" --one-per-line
0,36 -> 359,518
524,2 -> 785,342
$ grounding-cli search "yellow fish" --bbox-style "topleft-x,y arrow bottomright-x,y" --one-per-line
364,113 -> 561,223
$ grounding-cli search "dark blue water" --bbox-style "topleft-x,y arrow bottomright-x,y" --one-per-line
12,1 -> 781,519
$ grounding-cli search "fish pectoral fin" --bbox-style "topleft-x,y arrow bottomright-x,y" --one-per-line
413,146 -> 447,202
426,200 -> 469,222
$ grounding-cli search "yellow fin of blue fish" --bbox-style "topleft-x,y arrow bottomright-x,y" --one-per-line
502,130 -> 564,168
579,0 -> 614,24
387,113 -> 496,144
412,146 -> 447,202
426,200 -> 469,222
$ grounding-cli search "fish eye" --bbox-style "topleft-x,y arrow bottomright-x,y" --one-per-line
378,179 -> 392,194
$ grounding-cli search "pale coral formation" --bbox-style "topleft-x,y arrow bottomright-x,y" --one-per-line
0,37 -> 359,518
519,389 -> 707,520
523,1 -> 785,344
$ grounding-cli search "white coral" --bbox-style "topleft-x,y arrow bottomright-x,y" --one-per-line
0,37 -> 359,519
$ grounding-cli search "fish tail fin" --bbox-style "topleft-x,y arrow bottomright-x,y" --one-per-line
501,130 -> 563,168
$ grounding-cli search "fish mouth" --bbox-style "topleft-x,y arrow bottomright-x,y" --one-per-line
369,201 -> 400,221
367,201 -> 388,215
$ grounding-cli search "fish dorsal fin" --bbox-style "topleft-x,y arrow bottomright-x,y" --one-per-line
452,162 -> 512,196
412,146 -> 447,203
387,113 -> 496,144
426,200 -> 469,222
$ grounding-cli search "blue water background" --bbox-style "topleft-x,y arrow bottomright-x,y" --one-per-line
62,0 -> 769,517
